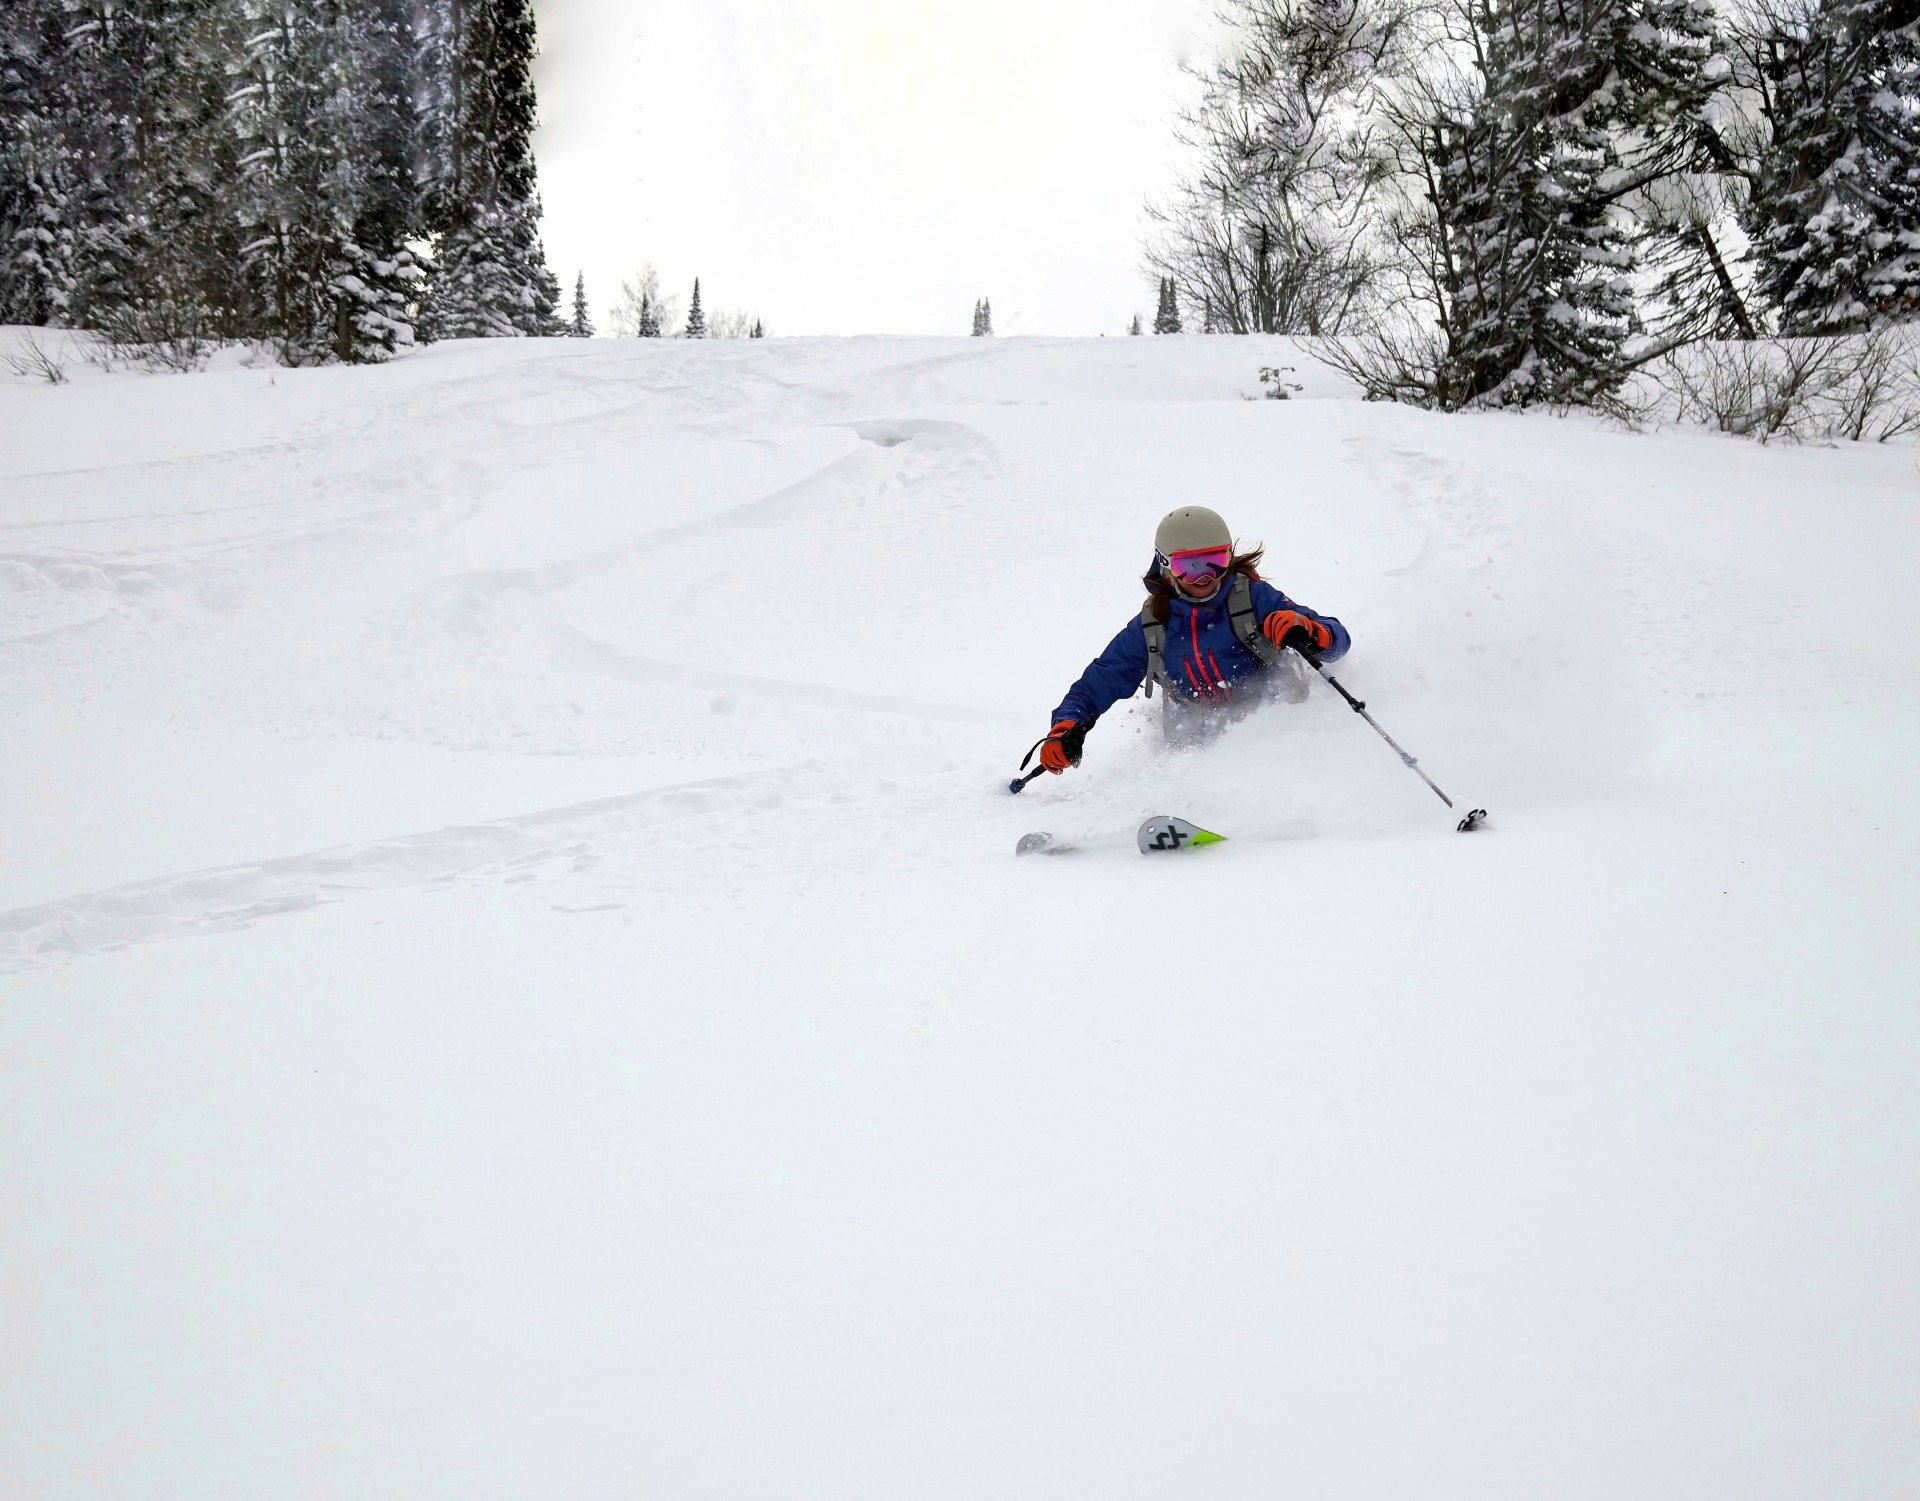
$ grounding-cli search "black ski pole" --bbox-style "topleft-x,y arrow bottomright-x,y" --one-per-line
1008,765 -> 1048,794
1299,653 -> 1486,832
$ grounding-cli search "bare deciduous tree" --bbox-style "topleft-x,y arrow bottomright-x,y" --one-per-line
1148,0 -> 1421,336
608,264 -> 680,338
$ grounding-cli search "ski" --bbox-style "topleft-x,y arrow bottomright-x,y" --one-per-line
1017,816 -> 1226,856
1015,831 -> 1074,856
1137,815 -> 1224,853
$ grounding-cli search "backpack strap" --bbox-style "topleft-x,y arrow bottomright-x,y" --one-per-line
1228,572 -> 1288,667
1139,600 -> 1174,698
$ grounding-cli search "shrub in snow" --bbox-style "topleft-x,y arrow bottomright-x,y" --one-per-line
1637,328 -> 1920,442
0,330 -> 69,384
1258,364 -> 1303,398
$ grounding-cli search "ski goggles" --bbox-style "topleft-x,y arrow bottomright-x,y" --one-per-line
1160,545 -> 1232,583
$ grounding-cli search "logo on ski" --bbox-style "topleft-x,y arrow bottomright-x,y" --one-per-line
1136,815 -> 1223,854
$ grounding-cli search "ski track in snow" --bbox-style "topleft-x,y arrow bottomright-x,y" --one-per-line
0,761 -> 839,973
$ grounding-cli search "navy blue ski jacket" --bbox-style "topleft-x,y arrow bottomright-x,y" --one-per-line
1051,576 -> 1349,725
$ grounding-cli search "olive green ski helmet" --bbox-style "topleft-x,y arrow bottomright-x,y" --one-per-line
1153,505 -> 1231,559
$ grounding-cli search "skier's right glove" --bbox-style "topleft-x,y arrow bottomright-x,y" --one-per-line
1038,720 -> 1086,774
1262,609 -> 1332,655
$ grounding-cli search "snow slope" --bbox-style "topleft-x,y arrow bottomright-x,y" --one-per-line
2,330 -> 1917,1500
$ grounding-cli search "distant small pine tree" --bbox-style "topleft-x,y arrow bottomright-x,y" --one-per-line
685,278 -> 705,337
1129,313 -> 1143,335
1153,278 -> 1182,333
569,271 -> 594,337
750,318 -> 764,338
972,297 -> 993,335
638,291 -> 660,337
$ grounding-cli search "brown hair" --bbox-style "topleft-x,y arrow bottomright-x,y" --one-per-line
1141,546 -> 1264,624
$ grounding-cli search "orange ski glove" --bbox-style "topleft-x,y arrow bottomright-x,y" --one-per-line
1262,609 -> 1332,655
1038,720 -> 1086,773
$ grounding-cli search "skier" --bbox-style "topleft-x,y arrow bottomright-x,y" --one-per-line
1031,505 -> 1349,775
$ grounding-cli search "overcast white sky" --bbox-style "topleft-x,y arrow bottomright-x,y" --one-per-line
529,0 -> 1215,336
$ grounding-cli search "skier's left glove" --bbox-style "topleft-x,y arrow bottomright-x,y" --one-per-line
1262,609 -> 1332,655
1037,720 -> 1086,774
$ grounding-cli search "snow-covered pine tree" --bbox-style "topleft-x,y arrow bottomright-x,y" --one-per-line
4,0 -> 254,342
226,0 -> 424,364
0,0 -> 84,326
0,0 -> 185,331
568,270 -> 593,335
328,0 -> 422,361
2,0 -> 424,360
750,317 -> 764,337
972,296 -> 993,334
123,1 -> 255,345
1405,0 -> 1718,406
1153,276 -> 1182,332
227,0 -> 341,364
416,0 -> 562,339
1129,312 -> 1143,334
1736,0 -> 1920,330
684,277 -> 705,336
638,290 -> 660,336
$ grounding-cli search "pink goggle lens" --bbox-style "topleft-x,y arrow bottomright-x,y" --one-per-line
1164,545 -> 1231,581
